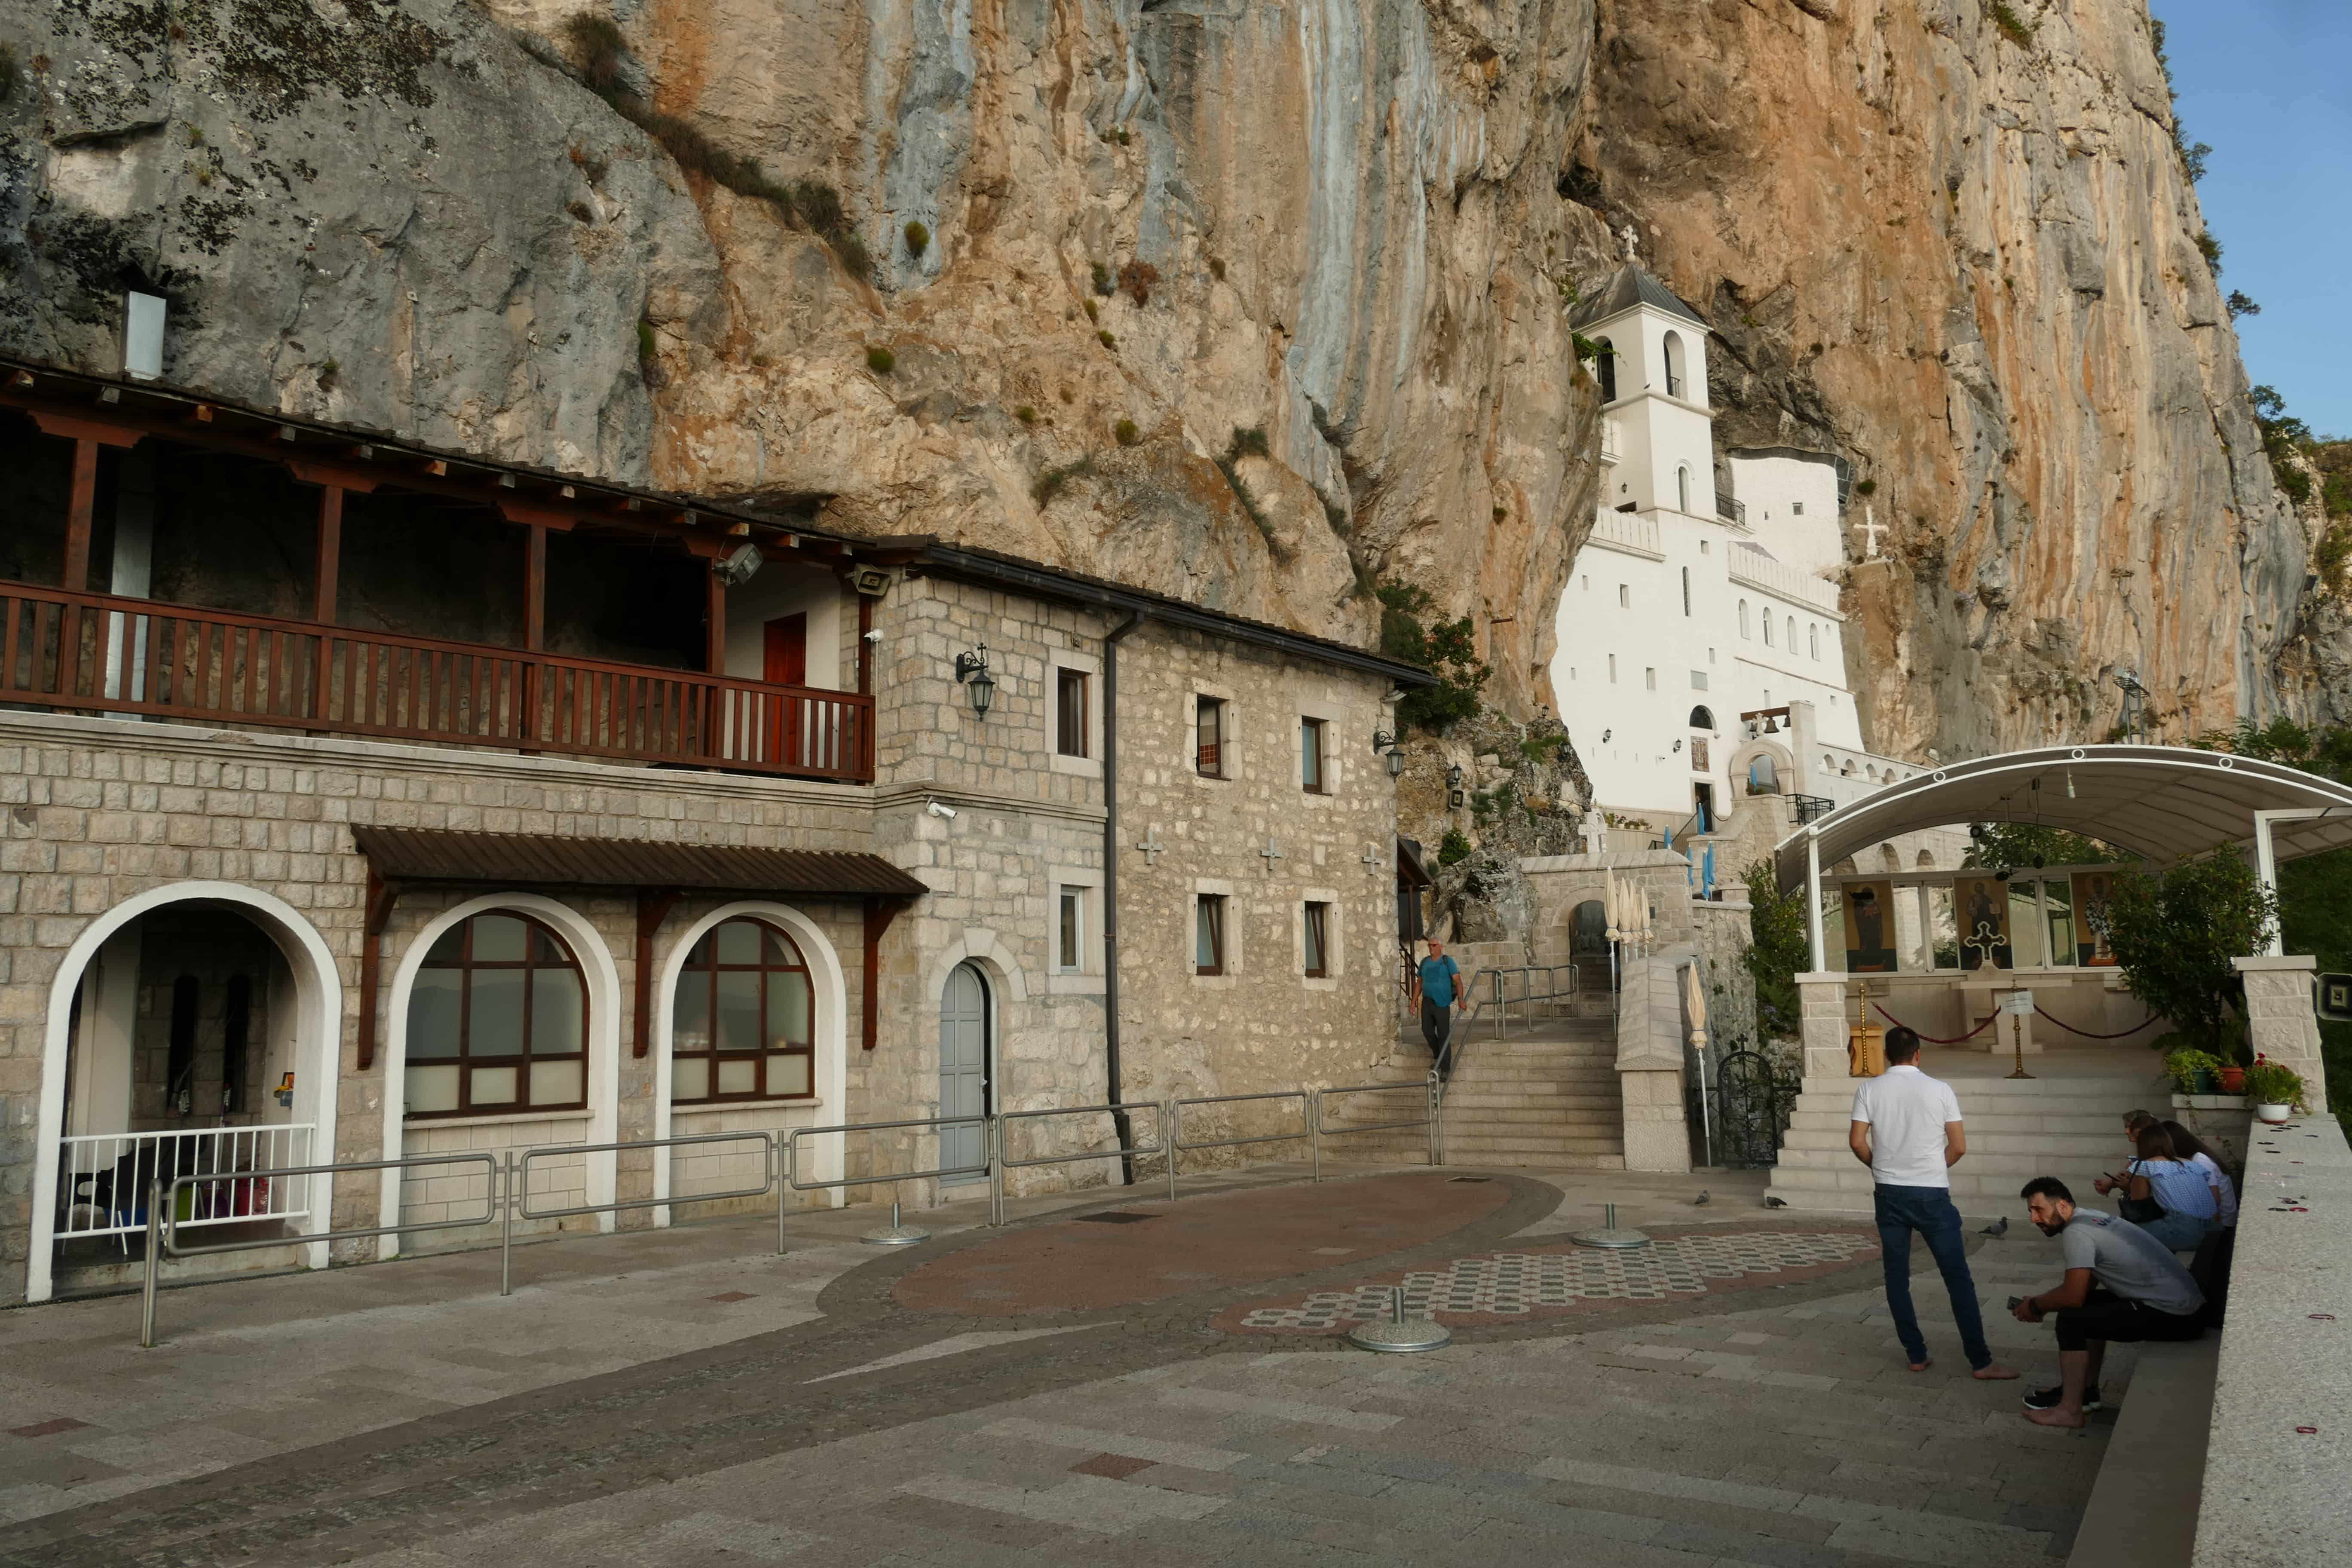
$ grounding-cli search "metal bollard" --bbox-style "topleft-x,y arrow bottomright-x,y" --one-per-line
1311,1091 -> 1323,1185
860,1197 -> 928,1246
139,1179 -> 163,1350
1166,1097 -> 1179,1203
776,1132 -> 791,1256
1348,1283 -> 1450,1353
499,1153 -> 516,1296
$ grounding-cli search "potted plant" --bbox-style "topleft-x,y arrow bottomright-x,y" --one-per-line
2217,1061 -> 2247,1095
2163,1047 -> 2225,1096
2244,1056 -> 2306,1124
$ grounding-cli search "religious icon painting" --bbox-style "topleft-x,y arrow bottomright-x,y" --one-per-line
2071,870 -> 2119,966
1841,879 -> 1898,972
1953,875 -> 2013,969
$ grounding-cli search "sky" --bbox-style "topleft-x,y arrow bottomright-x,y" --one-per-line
2153,1 -> 2352,436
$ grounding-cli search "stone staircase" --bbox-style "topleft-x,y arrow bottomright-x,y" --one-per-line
1323,1017 -> 1626,1170
1762,1050 -> 2158,1213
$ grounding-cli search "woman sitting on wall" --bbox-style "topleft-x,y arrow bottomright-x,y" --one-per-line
2095,1124 -> 2220,1252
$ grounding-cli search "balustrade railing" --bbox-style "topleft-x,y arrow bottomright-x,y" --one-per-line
0,583 -> 873,782
57,1124 -> 314,1242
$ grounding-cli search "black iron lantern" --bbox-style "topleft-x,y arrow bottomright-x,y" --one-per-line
1373,729 -> 1405,778
955,644 -> 996,717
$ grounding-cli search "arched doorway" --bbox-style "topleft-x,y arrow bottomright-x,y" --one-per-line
31,884 -> 341,1303
939,962 -> 992,1185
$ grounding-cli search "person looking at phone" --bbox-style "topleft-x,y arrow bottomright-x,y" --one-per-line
2010,1177 -> 2204,1427
2092,1124 -> 2218,1252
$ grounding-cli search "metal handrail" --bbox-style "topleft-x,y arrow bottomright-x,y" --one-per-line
1170,1091 -> 1312,1195
145,1151 -> 502,1347
505,1130 -> 780,1295
784,1114 -> 994,1199
1475,965 -> 1581,1038
1313,1083 -> 1439,1173
989,1100 -> 1169,1225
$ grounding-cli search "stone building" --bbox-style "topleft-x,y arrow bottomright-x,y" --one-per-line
0,356 -> 1425,1305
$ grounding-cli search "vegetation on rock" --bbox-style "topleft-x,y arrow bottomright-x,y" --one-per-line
1376,582 -> 1490,733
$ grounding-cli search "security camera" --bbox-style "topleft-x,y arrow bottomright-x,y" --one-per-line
863,629 -> 884,643
926,800 -> 957,820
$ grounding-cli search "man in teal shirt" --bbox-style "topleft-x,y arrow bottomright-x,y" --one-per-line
1417,940 -> 1464,1080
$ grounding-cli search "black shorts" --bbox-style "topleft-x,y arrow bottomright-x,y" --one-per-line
2052,1286 -> 2204,1352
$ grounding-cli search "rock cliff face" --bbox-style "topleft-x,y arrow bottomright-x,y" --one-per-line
3,0 -> 1607,719
0,0 -> 2325,766
1575,0 -> 2311,754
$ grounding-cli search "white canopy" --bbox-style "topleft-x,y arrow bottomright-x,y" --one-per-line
1772,744 -> 2352,968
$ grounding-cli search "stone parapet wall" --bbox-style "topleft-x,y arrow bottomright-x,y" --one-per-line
2233,956 -> 2331,1114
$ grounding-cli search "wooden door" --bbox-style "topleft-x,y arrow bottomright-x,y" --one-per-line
763,614 -> 807,765
939,962 -> 990,1183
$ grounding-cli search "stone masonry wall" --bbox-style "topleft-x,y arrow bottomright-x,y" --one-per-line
1113,623 -> 1399,1166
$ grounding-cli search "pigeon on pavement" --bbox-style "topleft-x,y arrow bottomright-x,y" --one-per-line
1692,1190 -> 1711,1206
1763,1196 -> 1788,1209
1980,1216 -> 2009,1237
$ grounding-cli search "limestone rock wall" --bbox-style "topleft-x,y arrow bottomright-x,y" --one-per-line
1574,0 -> 2317,753
3,0 -> 1607,718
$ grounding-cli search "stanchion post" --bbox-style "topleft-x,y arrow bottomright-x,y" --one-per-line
1309,1091 -> 1322,1184
989,1119 -> 1005,1227
499,1153 -> 516,1296
775,1130 -> 790,1256
1427,1075 -> 1440,1167
1166,1097 -> 1179,1203
140,1179 -> 162,1350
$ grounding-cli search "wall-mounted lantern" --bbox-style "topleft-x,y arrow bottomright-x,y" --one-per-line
954,643 -> 996,717
1445,761 -> 1465,809
1372,729 -> 1406,779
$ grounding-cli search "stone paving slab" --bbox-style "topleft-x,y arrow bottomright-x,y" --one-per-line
0,1163 -> 2134,1566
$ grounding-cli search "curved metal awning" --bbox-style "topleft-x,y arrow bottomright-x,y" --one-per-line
1772,744 -> 2352,894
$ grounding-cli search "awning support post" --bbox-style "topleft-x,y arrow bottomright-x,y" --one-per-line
2251,809 -> 2330,959
1806,830 -> 1826,973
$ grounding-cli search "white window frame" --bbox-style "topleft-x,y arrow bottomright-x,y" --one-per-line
1046,866 -> 1105,995
1295,693 -> 1346,807
1047,646 -> 1104,779
1191,877 -> 1238,986
1190,684 -> 1239,786
1297,887 -> 1342,991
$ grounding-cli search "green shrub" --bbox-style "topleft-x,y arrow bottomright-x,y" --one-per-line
1853,478 -> 1876,496
1984,0 -> 2034,47
2104,849 -> 2276,1058
1438,830 -> 1471,866
866,344 -> 895,374
2244,1057 -> 2306,1108
1097,329 -> 1115,349
1091,262 -> 1113,297
1376,582 -> 1491,733
2227,290 -> 2260,319
2195,230 -> 2223,274
1113,418 -> 1140,447
636,320 -> 657,364
1083,299 -> 1098,323
1015,405 -> 1038,424
1228,426 -> 1270,460
317,358 -> 340,391
1031,455 -> 1096,507
903,220 -> 929,258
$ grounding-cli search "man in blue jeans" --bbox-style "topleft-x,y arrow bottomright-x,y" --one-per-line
1849,1026 -> 2017,1380
1417,940 -> 1464,1081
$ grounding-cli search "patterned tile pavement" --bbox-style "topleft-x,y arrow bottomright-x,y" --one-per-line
1234,1230 -> 1883,1330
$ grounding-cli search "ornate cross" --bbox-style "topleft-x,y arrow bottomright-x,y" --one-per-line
1963,919 -> 2004,970
1850,505 -> 1886,559
1360,844 -> 1382,869
1134,830 -> 1165,867
1620,223 -> 1639,263
1259,838 -> 1284,870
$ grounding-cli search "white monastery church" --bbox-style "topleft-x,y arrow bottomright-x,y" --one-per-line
1550,256 -> 1944,872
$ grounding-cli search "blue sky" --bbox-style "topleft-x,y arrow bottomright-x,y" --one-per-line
2153,1 -> 2352,435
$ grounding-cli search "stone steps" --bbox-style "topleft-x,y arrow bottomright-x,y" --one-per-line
1332,1022 -> 1629,1171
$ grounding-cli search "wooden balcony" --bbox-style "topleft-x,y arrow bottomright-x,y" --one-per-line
0,582 -> 873,784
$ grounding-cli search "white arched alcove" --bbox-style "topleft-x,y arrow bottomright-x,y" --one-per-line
28,882 -> 343,1304
375,892 -> 622,1257
649,900 -> 850,1217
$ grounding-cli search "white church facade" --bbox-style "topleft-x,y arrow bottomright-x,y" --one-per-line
1550,262 -> 1946,875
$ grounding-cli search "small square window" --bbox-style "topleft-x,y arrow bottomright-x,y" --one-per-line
1058,887 -> 1084,973
1792,502 -> 1805,515
1690,671 -> 1707,690
1302,902 -> 1330,978
1195,696 -> 1225,777
1301,717 -> 1328,794
1195,895 -> 1226,975
1056,669 -> 1090,758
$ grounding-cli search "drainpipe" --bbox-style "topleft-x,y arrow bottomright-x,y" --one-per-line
1102,610 -> 1146,1183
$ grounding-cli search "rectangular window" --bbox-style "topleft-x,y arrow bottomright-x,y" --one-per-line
1680,567 -> 1690,616
1645,668 -> 1657,691
1056,669 -> 1089,757
1608,654 -> 1617,683
1302,902 -> 1329,978
1792,501 -> 1805,515
1301,717 -> 1327,793
1196,696 -> 1224,777
1059,887 -> 1084,972
1690,670 -> 1708,690
1618,584 -> 1630,608
1763,613 -> 1775,647
1195,895 -> 1226,975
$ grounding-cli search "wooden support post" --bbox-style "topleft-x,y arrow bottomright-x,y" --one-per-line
524,524 -> 547,652
64,438 -> 98,591
705,563 -> 726,673
633,888 -> 682,1059
311,486 -> 343,723
857,593 -> 873,696
356,872 -> 399,1072
863,897 -> 906,1051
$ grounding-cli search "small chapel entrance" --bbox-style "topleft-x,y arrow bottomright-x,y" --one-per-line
938,962 -> 992,1185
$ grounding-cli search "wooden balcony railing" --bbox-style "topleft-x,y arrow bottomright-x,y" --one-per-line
0,583 -> 873,783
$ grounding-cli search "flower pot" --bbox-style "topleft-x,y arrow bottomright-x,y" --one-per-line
2218,1066 -> 2246,1095
2192,1069 -> 2220,1095
2256,1102 -> 2295,1124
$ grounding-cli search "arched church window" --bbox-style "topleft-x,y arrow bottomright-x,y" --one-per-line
1785,615 -> 1796,649
406,912 -> 588,1118
1595,338 -> 1617,402
1881,844 -> 1902,873
1738,600 -> 1750,638
1688,706 -> 1715,731
1662,331 -> 1686,398
1763,612 -> 1775,647
1677,466 -> 1691,513
1808,624 -> 1819,660
1916,848 -> 1937,870
1747,755 -> 1779,794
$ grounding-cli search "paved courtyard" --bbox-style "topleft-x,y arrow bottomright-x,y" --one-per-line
1,1166 -> 2126,1565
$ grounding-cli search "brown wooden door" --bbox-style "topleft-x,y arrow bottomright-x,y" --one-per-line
763,615 -> 807,766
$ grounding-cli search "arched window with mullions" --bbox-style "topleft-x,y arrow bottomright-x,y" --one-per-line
671,919 -> 815,1103
406,912 -> 587,1117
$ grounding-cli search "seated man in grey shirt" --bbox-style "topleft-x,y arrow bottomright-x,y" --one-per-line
2009,1176 -> 2205,1427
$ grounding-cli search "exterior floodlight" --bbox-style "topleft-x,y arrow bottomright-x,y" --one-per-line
712,542 -> 764,587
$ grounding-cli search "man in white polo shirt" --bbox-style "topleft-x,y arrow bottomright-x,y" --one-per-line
1849,1026 -> 2017,1380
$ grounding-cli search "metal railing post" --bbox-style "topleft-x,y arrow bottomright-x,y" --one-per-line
140,1179 -> 162,1349
1310,1090 -> 1322,1184
989,1117 -> 1005,1227
1427,1075 -> 1441,1167
499,1153 -> 516,1297
1166,1097 -> 1179,1202
775,1130 -> 790,1256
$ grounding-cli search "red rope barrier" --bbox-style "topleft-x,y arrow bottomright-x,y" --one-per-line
1871,1003 -> 1997,1045
2033,1005 -> 2162,1041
